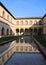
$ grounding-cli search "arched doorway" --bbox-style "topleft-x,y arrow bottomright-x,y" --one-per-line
20,28 -> 24,35
24,28 -> 29,35
10,30 -> 12,35
16,29 -> 19,35
38,28 -> 43,35
1,27 -> 5,36
25,28 -> 28,32
34,28 -> 37,35
29,28 -> 33,35
6,28 -> 9,36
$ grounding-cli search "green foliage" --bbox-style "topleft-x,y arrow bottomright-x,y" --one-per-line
34,35 -> 46,47
0,35 -> 22,43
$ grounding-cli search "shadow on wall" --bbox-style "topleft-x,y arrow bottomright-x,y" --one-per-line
0,20 -> 15,38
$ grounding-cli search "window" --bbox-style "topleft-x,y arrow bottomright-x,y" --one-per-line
1,27 -> 5,36
2,11 -> 5,18
6,28 -> 9,35
20,29 -> 24,33
25,21 -> 28,25
34,20 -> 37,24
21,21 -> 23,25
16,29 -> 19,33
11,18 -> 12,22
10,30 -> 12,35
7,15 -> 9,21
16,21 -> 19,25
30,21 -> 32,24
39,21 -> 42,25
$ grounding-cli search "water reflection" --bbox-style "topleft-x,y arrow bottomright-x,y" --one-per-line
5,53 -> 46,65
16,36 -> 32,44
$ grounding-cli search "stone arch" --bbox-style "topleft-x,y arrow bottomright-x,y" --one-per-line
10,29 -> 12,35
34,28 -> 37,33
25,28 -> 28,32
20,28 -> 24,33
29,28 -> 32,32
16,28 -> 19,33
38,28 -> 43,35
1,27 -> 5,36
6,28 -> 9,35
20,28 -> 24,35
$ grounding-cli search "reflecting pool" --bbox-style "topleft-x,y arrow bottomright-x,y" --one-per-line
5,53 -> 46,65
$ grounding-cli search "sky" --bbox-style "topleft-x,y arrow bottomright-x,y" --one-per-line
0,0 -> 46,17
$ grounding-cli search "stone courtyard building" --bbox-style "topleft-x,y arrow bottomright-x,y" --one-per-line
0,2 -> 46,37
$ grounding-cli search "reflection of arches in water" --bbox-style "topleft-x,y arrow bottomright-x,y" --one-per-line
25,46 -> 27,51
20,46 -> 23,51
1,27 -> 5,36
24,39 -> 28,43
16,38 -> 19,43
29,47 -> 32,51
16,46 -> 19,51
20,38 -> 24,43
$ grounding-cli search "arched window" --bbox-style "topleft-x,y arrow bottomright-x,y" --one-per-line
21,21 -> 23,25
30,21 -> 32,25
6,28 -> 9,35
16,21 -> 19,25
2,11 -> 5,18
16,29 -> 19,33
34,28 -> 37,32
25,28 -> 28,32
20,29 -> 24,33
10,30 -> 12,35
11,18 -> 12,22
38,28 -> 43,35
1,27 -> 5,36
7,15 -> 9,21
29,28 -> 32,32
34,20 -> 37,24
25,21 -> 28,25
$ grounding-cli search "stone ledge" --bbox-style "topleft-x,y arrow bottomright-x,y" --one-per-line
33,37 -> 46,59
0,39 -> 15,46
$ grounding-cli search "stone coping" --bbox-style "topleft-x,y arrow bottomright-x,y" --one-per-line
33,37 -> 46,59
0,39 -> 15,45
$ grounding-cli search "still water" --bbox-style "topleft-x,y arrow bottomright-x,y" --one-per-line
5,36 -> 46,65
5,53 -> 46,65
